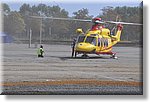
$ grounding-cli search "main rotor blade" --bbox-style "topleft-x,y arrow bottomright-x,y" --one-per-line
30,16 -> 142,25
30,16 -> 92,22
105,21 -> 142,25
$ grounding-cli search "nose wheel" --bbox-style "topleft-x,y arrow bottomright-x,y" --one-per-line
81,54 -> 89,58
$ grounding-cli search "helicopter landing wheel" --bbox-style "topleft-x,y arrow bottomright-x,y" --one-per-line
111,53 -> 118,59
81,54 -> 89,59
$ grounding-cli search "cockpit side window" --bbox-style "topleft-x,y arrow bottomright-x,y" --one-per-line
85,36 -> 97,46
77,36 -> 85,43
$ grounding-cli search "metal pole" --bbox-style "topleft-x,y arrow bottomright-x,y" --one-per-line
29,28 -> 32,48
40,18 -> 42,44
49,27 -> 51,36
39,0 -> 42,44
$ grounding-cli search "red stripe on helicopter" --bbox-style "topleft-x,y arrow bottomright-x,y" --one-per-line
96,52 -> 114,55
100,46 -> 112,52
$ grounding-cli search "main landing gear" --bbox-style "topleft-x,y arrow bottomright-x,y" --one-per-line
72,50 -> 118,59
110,53 -> 118,59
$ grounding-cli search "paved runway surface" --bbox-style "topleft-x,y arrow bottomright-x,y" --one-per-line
1,43 -> 143,95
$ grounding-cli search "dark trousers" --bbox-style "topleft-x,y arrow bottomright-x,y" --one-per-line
38,52 -> 44,57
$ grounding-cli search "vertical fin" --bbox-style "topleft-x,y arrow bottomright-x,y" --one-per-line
111,24 -> 123,45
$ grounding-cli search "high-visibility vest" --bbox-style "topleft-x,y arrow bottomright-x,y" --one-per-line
37,48 -> 44,55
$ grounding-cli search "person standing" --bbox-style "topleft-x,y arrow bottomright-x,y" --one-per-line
37,45 -> 44,57
71,38 -> 76,57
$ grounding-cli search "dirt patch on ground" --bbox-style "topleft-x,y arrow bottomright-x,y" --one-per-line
2,80 -> 143,87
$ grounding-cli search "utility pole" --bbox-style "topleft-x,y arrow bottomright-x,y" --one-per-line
40,18 -> 42,44
29,28 -> 32,48
49,27 -> 51,36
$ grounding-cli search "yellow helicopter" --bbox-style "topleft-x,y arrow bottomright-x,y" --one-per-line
71,17 -> 142,58
30,16 -> 142,59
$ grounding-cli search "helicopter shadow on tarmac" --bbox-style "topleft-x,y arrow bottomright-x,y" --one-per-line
49,55 -> 116,61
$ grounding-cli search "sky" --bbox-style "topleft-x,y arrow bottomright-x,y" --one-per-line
1,0 -> 142,17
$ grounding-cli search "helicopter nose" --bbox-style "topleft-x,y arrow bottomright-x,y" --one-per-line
75,43 -> 96,52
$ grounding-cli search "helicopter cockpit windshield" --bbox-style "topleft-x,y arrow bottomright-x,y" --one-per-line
76,35 -> 97,46
85,36 -> 97,46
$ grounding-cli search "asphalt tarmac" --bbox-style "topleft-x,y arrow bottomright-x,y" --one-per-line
1,43 -> 143,95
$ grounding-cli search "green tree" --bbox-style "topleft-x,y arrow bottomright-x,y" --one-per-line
41,5 -> 69,40
2,3 -> 10,15
19,3 -> 42,41
72,8 -> 93,35
2,3 -> 11,33
73,8 -> 92,19
19,3 -> 31,16
4,11 -> 25,36
99,6 -> 142,41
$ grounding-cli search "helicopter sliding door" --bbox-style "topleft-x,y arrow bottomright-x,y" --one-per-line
98,38 -> 108,47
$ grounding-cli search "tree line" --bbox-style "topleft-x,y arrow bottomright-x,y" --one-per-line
2,3 -> 142,43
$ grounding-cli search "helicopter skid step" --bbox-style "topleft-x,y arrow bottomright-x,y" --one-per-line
97,52 -> 117,59
74,51 -> 117,59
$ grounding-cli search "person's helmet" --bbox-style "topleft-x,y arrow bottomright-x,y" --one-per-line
40,45 -> 43,48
